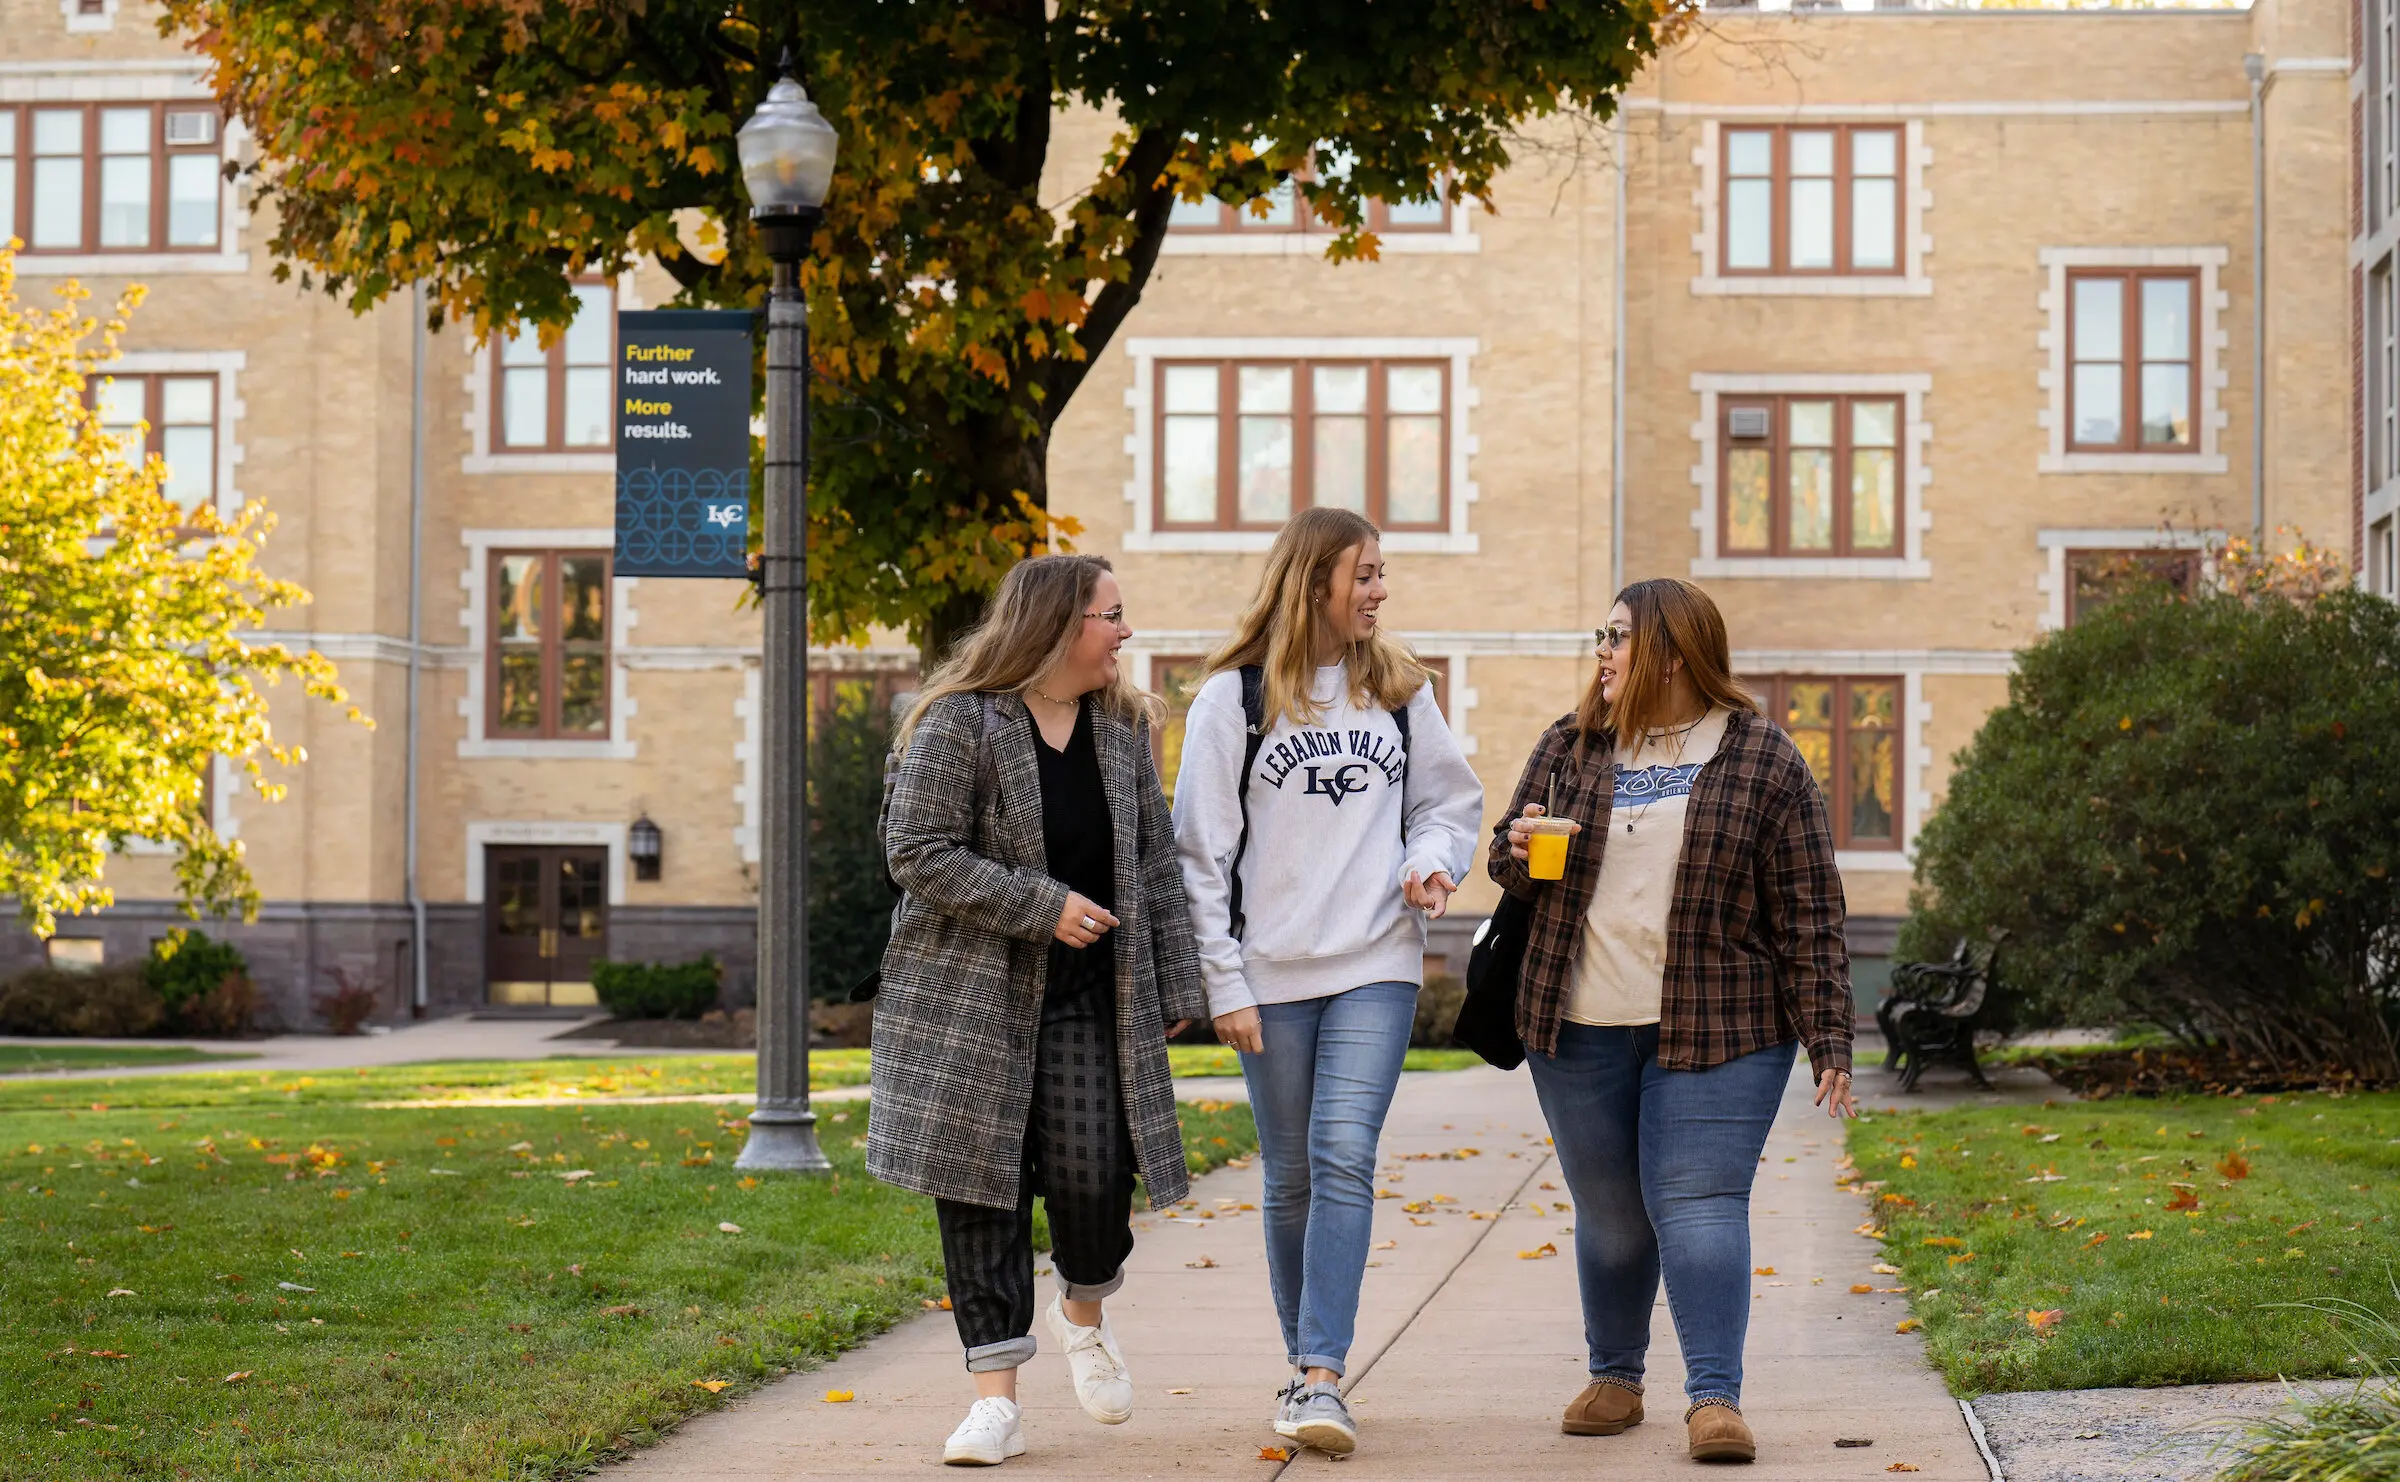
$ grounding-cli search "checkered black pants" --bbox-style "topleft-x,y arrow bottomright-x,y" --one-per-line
934,982 -> 1137,1371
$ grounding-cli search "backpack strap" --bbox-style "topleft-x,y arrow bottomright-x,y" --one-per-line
1226,665 -> 1269,941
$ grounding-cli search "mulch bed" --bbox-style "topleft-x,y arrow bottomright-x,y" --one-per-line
2035,1045 -> 2391,1098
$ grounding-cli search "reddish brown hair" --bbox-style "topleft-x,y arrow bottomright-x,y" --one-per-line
1577,577 -> 1759,747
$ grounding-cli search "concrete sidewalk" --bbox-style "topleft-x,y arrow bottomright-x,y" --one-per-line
607,1060 -> 2002,1480
0,1013 -> 645,1079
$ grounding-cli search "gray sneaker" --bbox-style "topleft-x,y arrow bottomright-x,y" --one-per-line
1288,1381 -> 1357,1455
1272,1373 -> 1307,1439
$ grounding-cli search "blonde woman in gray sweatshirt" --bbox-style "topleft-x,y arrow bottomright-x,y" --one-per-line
1171,507 -> 1484,1457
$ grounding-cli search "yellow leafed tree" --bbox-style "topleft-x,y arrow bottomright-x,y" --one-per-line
0,246 -> 364,935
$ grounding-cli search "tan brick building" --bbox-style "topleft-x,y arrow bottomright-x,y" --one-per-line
2,0 -> 2355,1022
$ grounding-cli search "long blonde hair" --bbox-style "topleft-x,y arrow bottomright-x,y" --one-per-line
1205,507 -> 1428,730
894,555 -> 1158,751
1578,577 -> 1759,751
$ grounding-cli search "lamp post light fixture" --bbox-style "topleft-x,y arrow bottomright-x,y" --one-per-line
733,54 -> 838,1176
627,814 -> 663,882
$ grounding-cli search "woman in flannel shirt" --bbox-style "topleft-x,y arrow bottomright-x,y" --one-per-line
1488,576 -> 1857,1465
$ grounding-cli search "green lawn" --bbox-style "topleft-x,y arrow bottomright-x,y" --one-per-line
0,1045 -> 256,1076
0,1067 -> 1258,1480
1847,1089 -> 2400,1395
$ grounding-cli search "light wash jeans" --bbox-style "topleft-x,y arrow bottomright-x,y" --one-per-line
1238,981 -> 1417,1375
1523,1023 -> 1796,1411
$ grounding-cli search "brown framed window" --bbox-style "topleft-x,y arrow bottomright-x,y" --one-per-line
1722,125 -> 1901,276
1158,359 -> 1448,531
4,102 -> 221,254
808,666 -> 917,724
1169,154 -> 1451,235
1755,675 -> 1900,850
2066,549 -> 2201,626
494,281 -> 614,452
2066,269 -> 2196,451
92,372 -> 217,514
490,551 -> 612,738
1720,395 -> 1901,556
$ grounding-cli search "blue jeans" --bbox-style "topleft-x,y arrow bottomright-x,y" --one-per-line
1238,981 -> 1417,1375
1523,1023 -> 1795,1411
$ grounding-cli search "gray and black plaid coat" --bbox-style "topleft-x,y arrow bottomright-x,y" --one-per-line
869,690 -> 1210,1211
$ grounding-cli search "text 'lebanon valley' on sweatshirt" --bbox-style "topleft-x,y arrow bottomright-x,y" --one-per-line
1171,662 -> 1486,1019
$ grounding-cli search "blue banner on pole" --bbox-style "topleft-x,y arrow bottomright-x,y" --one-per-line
614,309 -> 753,578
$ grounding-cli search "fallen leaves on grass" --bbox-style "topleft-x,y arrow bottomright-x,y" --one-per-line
824,1390 -> 854,1403
105,1288 -> 134,1298
602,1305 -> 645,1318
2217,1152 -> 2252,1180
717,1222 -> 743,1234
2127,1230 -> 2154,1240
1873,1263 -> 1901,1275
277,1282 -> 315,1293
1895,1319 -> 1921,1334
2028,1309 -> 2065,1333
2165,1187 -> 2202,1212
223,1371 -> 252,1384
1922,1236 -> 1963,1248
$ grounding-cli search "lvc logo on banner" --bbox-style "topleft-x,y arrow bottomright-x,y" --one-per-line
614,309 -> 753,578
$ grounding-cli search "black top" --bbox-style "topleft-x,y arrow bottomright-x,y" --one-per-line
1032,702 -> 1116,1007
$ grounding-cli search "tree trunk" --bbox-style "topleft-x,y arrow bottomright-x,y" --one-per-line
913,420 -> 1053,675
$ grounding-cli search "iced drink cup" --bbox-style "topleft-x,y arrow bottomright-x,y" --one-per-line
1525,817 -> 1574,881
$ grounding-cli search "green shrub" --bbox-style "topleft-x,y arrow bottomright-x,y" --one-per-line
808,681 -> 901,1002
144,929 -> 247,1017
1412,973 -> 1465,1048
592,953 -> 721,1021
0,965 -> 164,1036
1903,574 -> 2400,1080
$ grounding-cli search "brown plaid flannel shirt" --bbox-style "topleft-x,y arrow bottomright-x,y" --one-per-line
1485,706 -> 1854,1082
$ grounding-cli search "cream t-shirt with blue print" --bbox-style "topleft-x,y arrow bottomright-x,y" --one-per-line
1567,706 -> 1733,1027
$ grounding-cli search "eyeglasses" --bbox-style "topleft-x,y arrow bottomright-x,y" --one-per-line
1595,623 -> 1633,652
1084,606 -> 1127,626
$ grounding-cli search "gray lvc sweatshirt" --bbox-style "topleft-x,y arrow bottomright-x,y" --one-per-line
1170,662 -> 1485,1018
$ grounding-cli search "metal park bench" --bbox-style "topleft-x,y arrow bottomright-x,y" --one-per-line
1876,931 -> 2006,1093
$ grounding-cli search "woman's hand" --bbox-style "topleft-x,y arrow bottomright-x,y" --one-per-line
1055,892 -> 1118,948
1214,1007 -> 1264,1054
1404,870 -> 1458,920
1166,1020 -> 1191,1040
1814,1068 -> 1859,1120
1505,804 -> 1581,863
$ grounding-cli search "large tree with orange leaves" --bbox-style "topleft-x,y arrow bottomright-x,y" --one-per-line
164,0 -> 1669,653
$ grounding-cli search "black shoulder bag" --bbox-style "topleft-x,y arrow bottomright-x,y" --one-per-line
1451,759 -> 1562,1070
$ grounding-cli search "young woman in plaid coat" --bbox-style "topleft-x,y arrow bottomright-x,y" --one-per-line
1490,577 -> 1858,1465
873,554 -> 1209,1466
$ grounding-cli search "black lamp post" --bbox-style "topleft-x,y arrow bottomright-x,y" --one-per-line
732,57 -> 838,1174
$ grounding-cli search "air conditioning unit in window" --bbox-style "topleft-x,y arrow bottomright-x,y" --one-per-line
165,112 -> 218,146
1727,407 -> 1771,440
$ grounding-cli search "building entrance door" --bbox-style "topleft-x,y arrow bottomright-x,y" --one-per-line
484,846 -> 608,1006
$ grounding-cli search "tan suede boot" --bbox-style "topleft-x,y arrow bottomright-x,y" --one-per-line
1686,1402 -> 1755,1463
1561,1380 -> 1644,1436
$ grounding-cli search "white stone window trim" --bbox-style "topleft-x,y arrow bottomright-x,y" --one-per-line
461,273 -> 644,475
1733,653 -> 1932,871
98,349 -> 247,522
2036,246 -> 2231,474
734,662 -> 762,865
1159,200 -> 1480,258
2,66 -> 251,276
1119,335 -> 1481,555
2033,526 -> 2221,632
61,0 -> 118,33
1689,119 -> 1932,298
456,527 -> 639,760
1129,643 -> 1478,759
1687,371 -> 1934,580
122,756 -> 243,856
464,820 -> 629,906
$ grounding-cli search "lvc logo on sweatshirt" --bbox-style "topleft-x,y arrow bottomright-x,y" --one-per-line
1258,728 -> 1406,803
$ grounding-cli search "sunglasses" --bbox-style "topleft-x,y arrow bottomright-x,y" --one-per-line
1595,623 -> 1634,652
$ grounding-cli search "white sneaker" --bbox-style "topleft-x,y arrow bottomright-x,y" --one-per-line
943,1396 -> 1026,1466
1044,1294 -> 1134,1424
